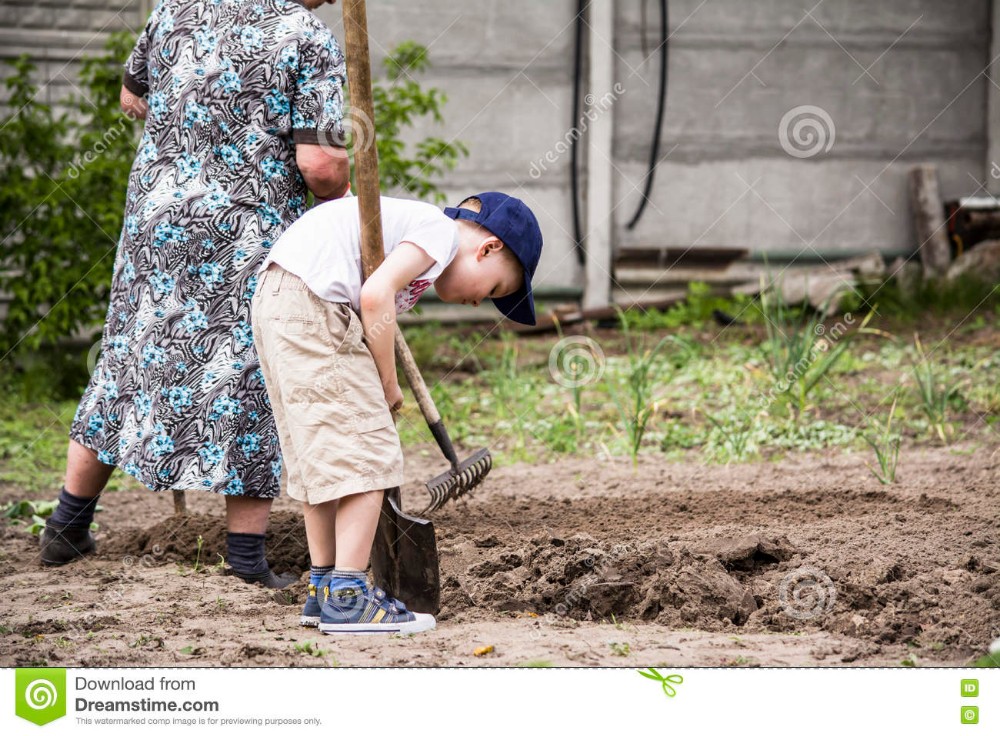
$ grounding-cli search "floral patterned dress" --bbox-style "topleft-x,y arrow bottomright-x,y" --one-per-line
68,0 -> 347,498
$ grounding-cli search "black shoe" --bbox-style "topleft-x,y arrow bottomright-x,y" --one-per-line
39,523 -> 96,566
227,567 -> 298,589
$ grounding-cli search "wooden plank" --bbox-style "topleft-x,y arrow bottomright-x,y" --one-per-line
907,165 -> 952,277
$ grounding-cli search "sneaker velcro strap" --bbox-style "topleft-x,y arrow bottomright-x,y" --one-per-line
373,586 -> 407,614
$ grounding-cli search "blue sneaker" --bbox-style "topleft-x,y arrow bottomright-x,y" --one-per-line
300,583 -> 321,627
318,574 -> 435,635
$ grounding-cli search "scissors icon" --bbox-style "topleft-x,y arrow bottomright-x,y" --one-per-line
637,668 -> 683,697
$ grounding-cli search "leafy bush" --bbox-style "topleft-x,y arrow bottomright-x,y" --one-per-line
623,282 -> 758,331
0,32 -> 140,361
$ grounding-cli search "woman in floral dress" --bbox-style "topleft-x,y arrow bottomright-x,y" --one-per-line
41,0 -> 350,587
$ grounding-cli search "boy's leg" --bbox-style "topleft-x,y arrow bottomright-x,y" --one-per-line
303,499 -> 338,567
319,488 -> 435,634
301,499 -> 338,626
334,489 -> 384,571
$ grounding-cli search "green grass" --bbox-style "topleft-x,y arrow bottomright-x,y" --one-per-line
972,652 -> 1000,668
1,292 -> 997,496
758,282 -> 876,414
0,398 -> 136,495
622,281 -> 760,331
609,310 -> 681,465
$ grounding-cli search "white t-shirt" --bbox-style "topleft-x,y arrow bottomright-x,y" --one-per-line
259,196 -> 459,313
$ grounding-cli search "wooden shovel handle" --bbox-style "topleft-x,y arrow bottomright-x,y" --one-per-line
342,0 -> 384,281
341,0 -> 443,429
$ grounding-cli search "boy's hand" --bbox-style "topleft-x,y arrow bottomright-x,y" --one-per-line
383,380 -> 404,413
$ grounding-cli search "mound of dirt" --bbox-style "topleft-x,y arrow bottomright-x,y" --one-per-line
447,521 -> 1000,650
447,532 -> 796,629
100,511 -> 309,574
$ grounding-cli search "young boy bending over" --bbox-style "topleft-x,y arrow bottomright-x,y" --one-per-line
251,192 -> 543,634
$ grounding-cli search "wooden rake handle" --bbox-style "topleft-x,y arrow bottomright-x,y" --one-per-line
394,326 -> 443,426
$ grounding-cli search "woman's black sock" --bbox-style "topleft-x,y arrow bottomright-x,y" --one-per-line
48,487 -> 100,529
225,532 -> 270,576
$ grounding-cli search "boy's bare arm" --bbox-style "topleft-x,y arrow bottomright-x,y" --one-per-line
358,242 -> 436,410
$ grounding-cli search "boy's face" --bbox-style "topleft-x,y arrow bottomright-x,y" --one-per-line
436,237 -> 522,308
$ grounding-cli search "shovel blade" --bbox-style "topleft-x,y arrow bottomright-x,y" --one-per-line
370,488 -> 440,614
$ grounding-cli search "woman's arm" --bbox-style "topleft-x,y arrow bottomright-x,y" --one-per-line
120,85 -> 147,120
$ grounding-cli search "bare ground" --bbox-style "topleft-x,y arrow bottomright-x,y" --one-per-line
1,444 -> 998,667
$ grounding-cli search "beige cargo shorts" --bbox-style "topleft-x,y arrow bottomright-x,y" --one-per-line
250,264 -> 404,504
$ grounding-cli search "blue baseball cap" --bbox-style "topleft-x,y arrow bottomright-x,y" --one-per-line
444,192 -> 543,325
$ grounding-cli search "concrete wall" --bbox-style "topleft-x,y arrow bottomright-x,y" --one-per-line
613,0 -> 991,258
1,0 -> 993,301
315,0 -> 994,293
0,0 -> 148,110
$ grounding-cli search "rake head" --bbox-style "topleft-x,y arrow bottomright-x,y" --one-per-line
419,448 -> 492,515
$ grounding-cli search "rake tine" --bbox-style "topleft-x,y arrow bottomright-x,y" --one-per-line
418,448 -> 492,515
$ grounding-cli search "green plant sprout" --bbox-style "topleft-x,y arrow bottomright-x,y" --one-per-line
294,640 -> 326,658
910,333 -> 963,443
3,498 -> 99,535
864,390 -> 902,484
192,535 -> 205,573
704,410 -> 757,463
759,280 -> 875,414
609,309 -> 678,465
609,641 -> 631,657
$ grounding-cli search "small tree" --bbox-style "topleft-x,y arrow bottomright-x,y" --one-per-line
366,41 -> 468,202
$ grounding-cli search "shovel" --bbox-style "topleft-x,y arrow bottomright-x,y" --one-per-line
339,0 -> 447,615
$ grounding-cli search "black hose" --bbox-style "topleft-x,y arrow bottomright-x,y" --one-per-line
626,0 -> 669,230
570,0 -> 587,265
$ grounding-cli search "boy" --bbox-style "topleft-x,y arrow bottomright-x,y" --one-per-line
251,192 -> 543,634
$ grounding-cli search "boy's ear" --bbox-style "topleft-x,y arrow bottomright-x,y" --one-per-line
477,237 -> 504,259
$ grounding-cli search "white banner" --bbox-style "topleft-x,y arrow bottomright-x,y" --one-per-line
2,667 -> 995,734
